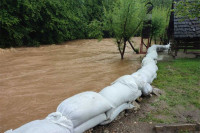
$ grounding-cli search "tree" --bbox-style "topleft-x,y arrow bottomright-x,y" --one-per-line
104,0 -> 146,59
151,7 -> 171,44
147,0 -> 172,8
0,0 -> 88,48
175,0 -> 200,19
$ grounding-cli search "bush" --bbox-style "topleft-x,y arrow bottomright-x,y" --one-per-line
151,7 -> 170,42
0,0 -> 88,48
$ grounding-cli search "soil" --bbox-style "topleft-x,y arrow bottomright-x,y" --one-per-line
92,95 -> 158,133
0,38 -> 145,132
91,90 -> 200,133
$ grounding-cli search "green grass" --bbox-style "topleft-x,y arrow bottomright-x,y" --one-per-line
140,58 -> 200,123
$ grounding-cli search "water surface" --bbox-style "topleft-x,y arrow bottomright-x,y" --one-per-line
0,38 -> 143,132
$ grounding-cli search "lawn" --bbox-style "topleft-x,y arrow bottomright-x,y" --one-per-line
140,58 -> 200,123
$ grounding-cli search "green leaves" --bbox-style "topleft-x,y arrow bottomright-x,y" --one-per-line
104,0 -> 146,43
0,0 -> 88,47
175,0 -> 200,19
0,0 -> 174,48
151,7 -> 170,39
88,19 -> 103,39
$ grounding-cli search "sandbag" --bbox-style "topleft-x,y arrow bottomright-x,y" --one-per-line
142,57 -> 157,66
100,103 -> 134,125
137,68 -> 156,84
131,72 -> 149,84
99,82 -> 141,107
112,75 -> 138,90
74,113 -> 106,133
131,74 -> 145,89
148,44 -> 170,53
165,44 -> 170,49
142,83 -> 153,96
57,91 -> 113,128
147,45 -> 157,54
141,63 -> 158,74
139,64 -> 158,79
156,45 -> 166,52
5,112 -> 73,133
131,74 -> 153,96
5,119 -> 72,133
146,50 -> 158,60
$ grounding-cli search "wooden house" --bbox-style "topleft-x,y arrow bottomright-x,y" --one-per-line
168,0 -> 200,57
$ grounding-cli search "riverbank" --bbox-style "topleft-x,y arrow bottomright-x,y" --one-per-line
92,58 -> 200,133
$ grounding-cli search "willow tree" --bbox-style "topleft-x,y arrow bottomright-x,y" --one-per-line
103,0 -> 146,59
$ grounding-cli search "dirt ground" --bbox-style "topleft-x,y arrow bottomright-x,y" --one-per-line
0,38 -> 146,132
92,88 -> 200,133
92,95 -> 158,133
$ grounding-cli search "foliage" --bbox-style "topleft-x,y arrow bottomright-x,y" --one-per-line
175,0 -> 200,19
103,0 -> 146,58
151,7 -> 170,42
0,0 -> 111,48
147,0 -> 172,8
104,0 -> 146,42
0,0 -> 173,48
143,0 -> 172,44
87,19 -> 103,39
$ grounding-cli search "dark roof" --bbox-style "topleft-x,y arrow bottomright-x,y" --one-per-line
174,16 -> 200,39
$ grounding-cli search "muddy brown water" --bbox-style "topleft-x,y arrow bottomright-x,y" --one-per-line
0,38 -> 144,132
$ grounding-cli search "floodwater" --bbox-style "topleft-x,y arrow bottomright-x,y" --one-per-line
0,38 -> 144,132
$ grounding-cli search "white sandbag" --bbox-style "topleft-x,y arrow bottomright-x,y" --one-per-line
137,69 -> 155,83
74,113 -> 106,133
112,75 -> 138,90
147,45 -> 157,53
153,73 -> 157,80
146,50 -> 158,60
149,45 -> 157,50
46,112 -> 73,132
139,65 -> 157,78
100,103 -> 134,125
142,57 -> 157,66
148,44 -> 170,53
141,59 -> 158,83
142,83 -> 153,96
141,63 -> 158,74
131,72 -> 149,83
5,119 -> 72,133
165,43 -> 170,49
131,74 -> 153,96
147,48 -> 156,54
156,45 -> 166,52
131,74 -> 145,90
57,91 -> 113,128
99,82 -> 141,107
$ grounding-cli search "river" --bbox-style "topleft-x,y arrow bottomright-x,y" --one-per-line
0,38 -> 144,132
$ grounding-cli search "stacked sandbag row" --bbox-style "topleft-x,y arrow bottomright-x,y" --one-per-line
5,44 -> 170,133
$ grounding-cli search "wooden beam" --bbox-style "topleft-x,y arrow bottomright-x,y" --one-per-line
154,123 -> 200,133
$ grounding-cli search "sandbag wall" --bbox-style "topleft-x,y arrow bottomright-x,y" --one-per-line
5,44 -> 170,133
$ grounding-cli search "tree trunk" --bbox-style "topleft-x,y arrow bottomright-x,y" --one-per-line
128,40 -> 139,54
120,41 -> 127,59
150,36 -> 152,45
160,37 -> 162,44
